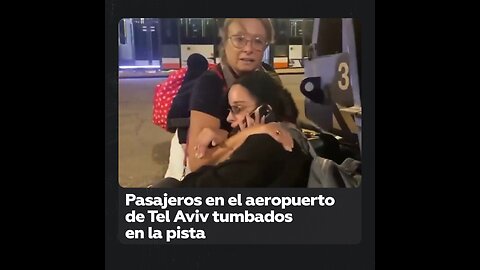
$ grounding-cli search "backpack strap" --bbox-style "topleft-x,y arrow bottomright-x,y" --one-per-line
210,63 -> 224,79
209,63 -> 227,92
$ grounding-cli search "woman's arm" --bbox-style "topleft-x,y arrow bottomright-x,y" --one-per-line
187,71 -> 230,172
187,110 -> 229,171
200,122 -> 295,165
180,134 -> 310,187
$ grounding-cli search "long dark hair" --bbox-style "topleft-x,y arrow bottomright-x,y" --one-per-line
231,71 -> 298,124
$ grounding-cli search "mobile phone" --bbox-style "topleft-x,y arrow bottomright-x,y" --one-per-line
249,104 -> 273,122
230,104 -> 275,135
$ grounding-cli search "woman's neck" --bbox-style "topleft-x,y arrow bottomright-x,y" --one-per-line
220,62 -> 239,88
229,65 -> 240,78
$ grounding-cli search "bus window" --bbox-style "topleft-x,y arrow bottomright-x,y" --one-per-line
119,19 -> 126,44
302,19 -> 314,58
131,18 -> 161,65
288,19 -> 304,67
272,19 -> 290,69
161,19 -> 179,44
180,18 -> 217,67
118,18 -> 135,66
160,19 -> 181,70
316,18 -> 342,56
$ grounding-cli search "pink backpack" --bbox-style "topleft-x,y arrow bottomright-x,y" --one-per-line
152,63 -> 222,130
152,67 -> 188,130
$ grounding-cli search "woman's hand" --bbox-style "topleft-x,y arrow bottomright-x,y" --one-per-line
258,122 -> 294,152
194,127 -> 228,159
239,109 -> 266,131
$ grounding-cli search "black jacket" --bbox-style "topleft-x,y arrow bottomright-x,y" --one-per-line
179,134 -> 311,187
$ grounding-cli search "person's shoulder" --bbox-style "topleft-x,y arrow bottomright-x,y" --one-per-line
192,70 -> 225,95
242,134 -> 283,151
244,133 -> 310,157
197,69 -> 224,84
190,69 -> 227,112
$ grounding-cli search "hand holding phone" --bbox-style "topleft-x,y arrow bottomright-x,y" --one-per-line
247,104 -> 274,125
231,104 -> 275,135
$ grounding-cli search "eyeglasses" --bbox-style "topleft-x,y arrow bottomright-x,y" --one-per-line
228,104 -> 256,115
228,35 -> 268,51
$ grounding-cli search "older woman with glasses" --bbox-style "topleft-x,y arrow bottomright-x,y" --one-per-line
174,18 -> 294,177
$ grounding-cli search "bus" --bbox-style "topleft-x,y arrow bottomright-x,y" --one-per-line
118,18 -> 316,74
